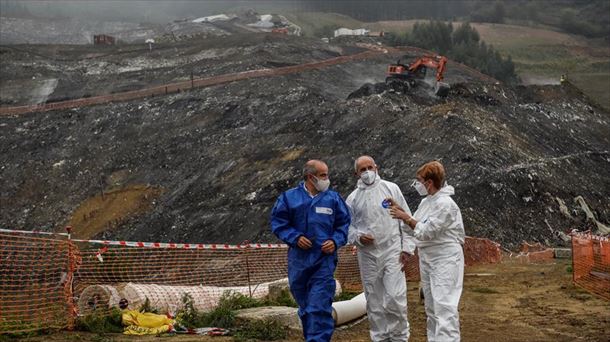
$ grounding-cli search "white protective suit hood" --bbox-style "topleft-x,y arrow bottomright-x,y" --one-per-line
435,184 -> 454,196
412,184 -> 464,248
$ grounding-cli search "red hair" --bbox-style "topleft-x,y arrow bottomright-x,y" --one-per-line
416,161 -> 445,189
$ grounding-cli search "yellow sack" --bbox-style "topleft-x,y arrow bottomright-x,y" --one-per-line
121,309 -> 175,335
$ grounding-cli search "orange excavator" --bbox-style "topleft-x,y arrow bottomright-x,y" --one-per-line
386,54 -> 450,97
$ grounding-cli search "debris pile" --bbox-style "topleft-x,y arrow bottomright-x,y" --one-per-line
0,35 -> 608,249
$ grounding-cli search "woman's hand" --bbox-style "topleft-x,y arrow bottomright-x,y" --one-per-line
389,206 -> 410,222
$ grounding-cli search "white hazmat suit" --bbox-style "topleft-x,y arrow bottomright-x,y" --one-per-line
412,184 -> 465,342
347,174 -> 416,342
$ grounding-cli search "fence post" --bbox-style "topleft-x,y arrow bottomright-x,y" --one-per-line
65,226 -> 77,330
571,230 -> 576,283
242,240 -> 253,298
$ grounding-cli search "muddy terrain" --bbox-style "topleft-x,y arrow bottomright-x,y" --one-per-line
0,33 -> 608,249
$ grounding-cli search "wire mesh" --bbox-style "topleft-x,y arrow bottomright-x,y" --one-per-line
0,229 -> 505,334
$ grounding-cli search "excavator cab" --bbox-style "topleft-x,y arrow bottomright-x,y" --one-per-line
386,55 -> 450,97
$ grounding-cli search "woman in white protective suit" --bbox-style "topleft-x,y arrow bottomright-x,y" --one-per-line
389,160 -> 465,342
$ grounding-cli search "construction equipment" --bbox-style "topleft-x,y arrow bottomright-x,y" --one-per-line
386,54 -> 450,97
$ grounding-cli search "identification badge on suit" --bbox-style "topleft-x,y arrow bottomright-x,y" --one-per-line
315,207 -> 333,215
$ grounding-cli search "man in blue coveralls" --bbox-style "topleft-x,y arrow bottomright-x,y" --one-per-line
271,159 -> 351,342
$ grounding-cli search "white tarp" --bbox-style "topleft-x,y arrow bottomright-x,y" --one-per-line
259,14 -> 273,22
334,28 -> 369,37
192,14 -> 231,23
247,21 -> 274,28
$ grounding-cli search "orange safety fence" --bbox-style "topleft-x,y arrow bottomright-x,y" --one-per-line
0,50 -> 384,117
0,228 -> 502,334
511,241 -> 556,263
0,231 -> 79,333
571,231 -> 610,300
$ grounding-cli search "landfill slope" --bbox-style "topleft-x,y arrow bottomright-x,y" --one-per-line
0,34 -> 608,249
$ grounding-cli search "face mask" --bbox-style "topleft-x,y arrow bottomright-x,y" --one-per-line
312,176 -> 330,192
413,180 -> 428,196
360,170 -> 377,185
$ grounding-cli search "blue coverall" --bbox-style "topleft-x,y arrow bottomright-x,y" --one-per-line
271,182 -> 351,342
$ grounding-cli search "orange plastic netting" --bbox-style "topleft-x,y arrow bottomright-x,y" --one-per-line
0,232 -> 79,333
0,229 -> 502,334
571,232 -> 610,300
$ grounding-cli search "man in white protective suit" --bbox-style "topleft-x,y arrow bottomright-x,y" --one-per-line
346,155 -> 416,342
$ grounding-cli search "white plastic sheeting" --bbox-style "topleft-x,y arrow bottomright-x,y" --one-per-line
77,284 -> 122,314
332,293 -> 367,325
78,279 -> 344,315
121,283 -> 270,313
192,14 -> 231,23
334,28 -> 369,37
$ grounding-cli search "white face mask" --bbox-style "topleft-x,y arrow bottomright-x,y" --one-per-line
412,180 -> 428,196
360,170 -> 377,185
312,176 -> 330,192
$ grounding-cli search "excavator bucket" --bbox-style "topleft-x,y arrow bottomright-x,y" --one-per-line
434,81 -> 450,97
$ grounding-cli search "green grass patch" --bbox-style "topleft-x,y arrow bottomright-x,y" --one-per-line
75,308 -> 123,334
177,292 -> 237,329
234,319 -> 288,341
263,288 -> 298,308
471,287 -> 500,294
175,290 -> 300,339
334,291 -> 360,302
569,72 -> 610,110
0,320 -> 60,340
284,12 -> 362,37
176,291 -> 296,330
566,265 -> 573,273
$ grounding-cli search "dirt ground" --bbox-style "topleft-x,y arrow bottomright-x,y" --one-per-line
15,259 -> 609,342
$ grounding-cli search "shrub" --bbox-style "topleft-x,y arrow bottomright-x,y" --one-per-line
263,288 -> 298,308
175,290 -> 299,335
75,308 -> 123,333
386,21 -> 519,84
218,291 -> 263,311
138,297 -> 158,314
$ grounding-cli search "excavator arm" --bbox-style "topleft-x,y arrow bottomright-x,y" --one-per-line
407,55 -> 448,81
385,54 -> 450,97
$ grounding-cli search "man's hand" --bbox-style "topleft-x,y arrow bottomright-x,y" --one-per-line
321,240 -> 336,254
399,251 -> 411,272
359,234 -> 375,245
297,236 -> 312,250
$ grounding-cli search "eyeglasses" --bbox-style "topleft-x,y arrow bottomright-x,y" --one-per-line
411,179 -> 424,187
